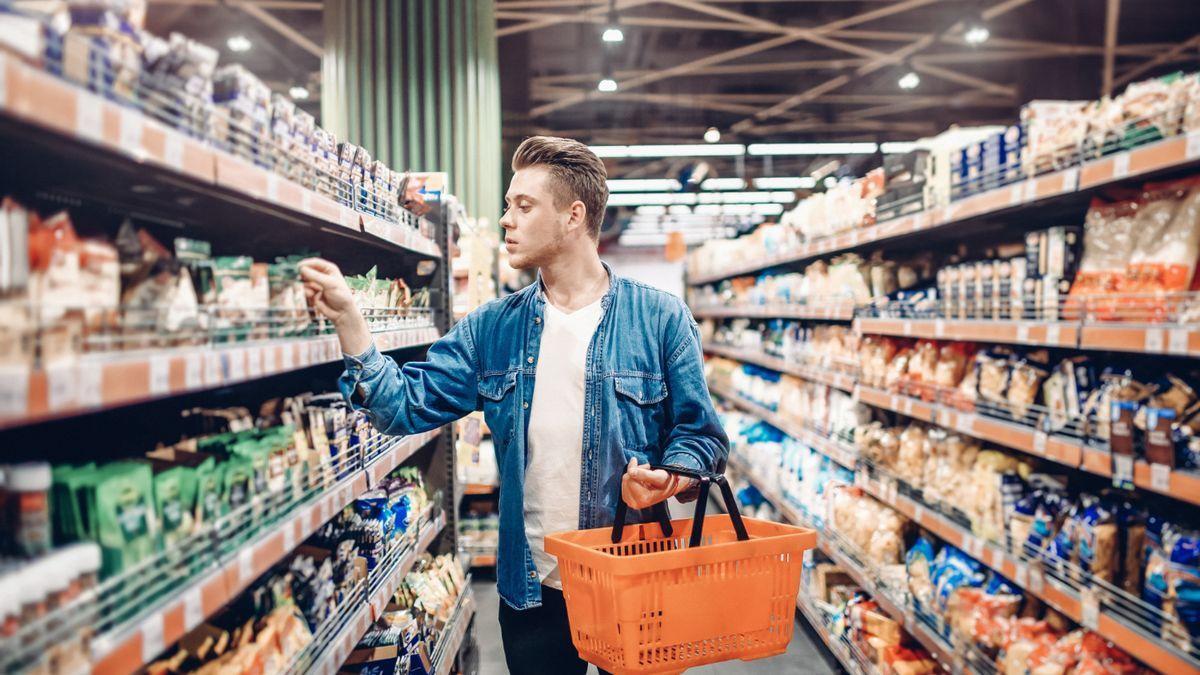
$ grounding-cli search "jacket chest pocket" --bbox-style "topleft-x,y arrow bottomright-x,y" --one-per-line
478,370 -> 519,446
612,373 -> 668,459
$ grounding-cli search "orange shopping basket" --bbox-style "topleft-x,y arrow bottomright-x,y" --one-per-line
544,464 -> 816,674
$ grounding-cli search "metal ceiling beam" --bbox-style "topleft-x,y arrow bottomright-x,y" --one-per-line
496,10 -> 771,33
1103,0 -> 1122,96
497,0 -> 654,38
533,58 -> 871,85
745,119 -> 936,136
231,0 -> 322,58
1113,33 -> 1200,89
528,0 -> 943,117
145,0 -> 321,8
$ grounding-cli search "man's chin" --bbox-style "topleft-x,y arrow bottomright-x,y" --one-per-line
507,254 -> 535,270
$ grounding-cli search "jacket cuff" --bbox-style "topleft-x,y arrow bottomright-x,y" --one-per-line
662,451 -> 705,503
340,342 -> 385,409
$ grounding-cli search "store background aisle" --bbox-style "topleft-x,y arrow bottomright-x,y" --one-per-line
469,495 -> 841,675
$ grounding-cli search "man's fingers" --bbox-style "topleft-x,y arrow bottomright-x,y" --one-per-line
629,466 -> 672,489
299,257 -> 338,274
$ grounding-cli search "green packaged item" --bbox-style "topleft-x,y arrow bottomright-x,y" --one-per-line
222,457 -> 256,512
51,463 -> 97,544
94,462 -> 157,578
153,466 -> 197,547
193,457 -> 224,526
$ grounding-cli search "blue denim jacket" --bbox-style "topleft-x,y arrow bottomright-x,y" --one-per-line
339,264 -> 728,610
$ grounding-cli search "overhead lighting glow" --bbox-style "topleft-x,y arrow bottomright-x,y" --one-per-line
881,142 -> 920,154
704,127 -> 721,144
824,176 -> 838,189
898,70 -> 921,90
700,178 -> 746,191
608,179 -> 681,192
635,205 -> 667,215
755,203 -> 785,215
289,86 -> 310,101
696,191 -> 797,205
598,77 -> 618,92
227,35 -> 252,53
602,27 -> 624,43
747,142 -> 878,156
753,176 -> 817,190
964,24 -> 990,45
589,144 -> 746,158
607,192 -> 697,207
668,205 -> 692,215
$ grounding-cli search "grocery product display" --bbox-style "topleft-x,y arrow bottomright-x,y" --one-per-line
0,3 -> 474,675
690,69 -> 1200,675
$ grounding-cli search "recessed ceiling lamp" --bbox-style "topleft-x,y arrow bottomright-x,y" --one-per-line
598,60 -> 617,92
602,0 -> 624,42
897,65 -> 921,91
704,127 -> 721,144
962,6 -> 991,46
227,35 -> 252,53
289,86 -> 310,101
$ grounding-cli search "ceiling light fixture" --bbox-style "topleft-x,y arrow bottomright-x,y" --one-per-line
608,179 -> 682,192
962,6 -> 990,46
602,0 -> 624,43
824,176 -> 838,189
880,141 -> 920,154
897,63 -> 921,90
704,127 -> 721,144
590,144 -> 747,158
227,35 -> 252,53
289,86 -> 310,101
753,176 -> 818,190
700,177 -> 746,191
746,142 -> 878,156
598,76 -> 618,92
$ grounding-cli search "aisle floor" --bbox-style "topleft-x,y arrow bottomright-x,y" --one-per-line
469,496 -> 842,675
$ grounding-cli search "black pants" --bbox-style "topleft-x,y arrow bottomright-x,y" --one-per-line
498,585 -> 609,675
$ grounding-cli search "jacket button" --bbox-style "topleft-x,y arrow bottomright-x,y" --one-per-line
527,356 -> 534,364
528,571 -> 537,579
534,317 -> 541,324
522,402 -> 529,409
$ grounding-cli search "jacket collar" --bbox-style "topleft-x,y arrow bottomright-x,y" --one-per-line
532,260 -> 619,311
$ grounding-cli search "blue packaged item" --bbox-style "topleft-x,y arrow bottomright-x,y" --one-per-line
906,536 -> 937,611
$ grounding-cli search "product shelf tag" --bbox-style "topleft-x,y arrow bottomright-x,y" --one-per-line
1150,463 -> 1171,492
0,365 -> 30,416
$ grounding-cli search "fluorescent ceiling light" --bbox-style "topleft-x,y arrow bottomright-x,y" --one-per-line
753,176 -> 817,190
898,70 -> 921,90
608,179 -> 681,192
700,178 -> 746,190
747,142 -> 878,156
704,127 -> 721,143
668,205 -> 692,215
589,144 -> 746,158
754,203 -> 785,215
602,27 -> 624,43
881,142 -> 920,154
598,77 -> 618,92
227,35 -> 252,52
696,191 -> 797,205
606,192 -> 697,207
635,205 -> 667,215
288,86 -> 310,101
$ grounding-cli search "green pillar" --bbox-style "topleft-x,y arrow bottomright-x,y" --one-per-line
323,0 -> 502,220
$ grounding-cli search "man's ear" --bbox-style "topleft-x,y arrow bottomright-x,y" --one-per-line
568,199 -> 588,233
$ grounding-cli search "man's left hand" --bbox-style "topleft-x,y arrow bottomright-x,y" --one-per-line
621,459 -> 697,509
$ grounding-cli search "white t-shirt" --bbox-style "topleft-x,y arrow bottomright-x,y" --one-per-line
524,296 -> 604,588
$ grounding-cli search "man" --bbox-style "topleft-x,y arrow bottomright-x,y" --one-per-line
299,136 -> 728,674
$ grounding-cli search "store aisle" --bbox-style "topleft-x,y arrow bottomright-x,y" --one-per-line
470,495 -> 841,675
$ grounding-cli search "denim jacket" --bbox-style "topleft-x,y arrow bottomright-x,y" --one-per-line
339,264 -> 728,609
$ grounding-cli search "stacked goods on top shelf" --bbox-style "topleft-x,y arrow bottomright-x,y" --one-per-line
0,2 -> 441,249
686,70 -> 1200,285
700,319 -> 859,380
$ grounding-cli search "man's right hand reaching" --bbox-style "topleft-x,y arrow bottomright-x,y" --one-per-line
299,258 -> 373,356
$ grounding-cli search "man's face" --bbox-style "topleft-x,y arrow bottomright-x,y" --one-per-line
499,165 -> 579,270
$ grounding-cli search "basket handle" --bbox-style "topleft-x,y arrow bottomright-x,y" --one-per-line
611,464 -> 750,546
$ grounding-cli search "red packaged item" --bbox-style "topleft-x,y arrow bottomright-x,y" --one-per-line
882,645 -> 939,675
1065,198 -> 1138,321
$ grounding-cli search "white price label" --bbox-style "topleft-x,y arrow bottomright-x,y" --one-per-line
1023,179 -> 1039,203
1016,323 -> 1031,343
1114,454 -> 1135,485
164,132 -> 184,171
902,398 -> 914,416
119,108 -> 143,156
227,350 -> 246,382
1009,184 -> 1024,206
934,319 -> 946,338
46,362 -> 79,411
912,504 -> 925,523
183,587 -> 203,629
1168,328 -> 1190,355
855,470 -> 867,488
204,352 -> 223,386
1150,463 -> 1172,492
1033,431 -> 1048,455
1014,564 -> 1029,588
238,547 -> 254,582
1188,130 -> 1200,160
245,348 -> 263,379
300,190 -> 313,213
280,344 -> 295,370
849,229 -> 860,245
139,613 -> 165,663
890,394 -> 900,411
1046,323 -> 1061,345
1081,589 -> 1100,630
956,412 -> 976,434
902,320 -> 914,336
967,537 -> 983,559
309,341 -> 322,365
282,519 -> 296,551
266,173 -> 280,202
1145,328 -> 1165,352
75,91 -> 103,141
1028,564 -> 1045,593
0,366 -> 30,416
77,360 -> 103,408
149,356 -> 171,395
1113,152 -> 1130,179
1061,167 -> 1080,192
262,347 -> 278,374
185,354 -> 203,389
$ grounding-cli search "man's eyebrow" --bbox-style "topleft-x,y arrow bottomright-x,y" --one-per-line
505,193 -> 536,203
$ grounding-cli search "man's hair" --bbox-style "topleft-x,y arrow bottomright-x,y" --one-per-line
511,135 -> 608,239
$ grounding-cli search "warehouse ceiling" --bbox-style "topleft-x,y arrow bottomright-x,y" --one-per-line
140,0 -> 1200,181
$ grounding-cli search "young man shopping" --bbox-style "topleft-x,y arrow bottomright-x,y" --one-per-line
299,136 -> 728,674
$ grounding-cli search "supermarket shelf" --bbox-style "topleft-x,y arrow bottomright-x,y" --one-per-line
726,456 -> 958,672
470,553 -> 497,568
0,325 -> 439,431
0,53 -> 440,266
367,511 -> 448,618
795,599 -> 868,675
856,317 -> 1080,349
854,384 -> 1200,508
433,584 -> 477,675
688,131 -> 1200,286
710,383 -> 858,470
850,468 -> 1200,675
692,303 -> 855,321
83,430 -> 442,675
703,343 -> 856,392
305,512 -> 447,675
